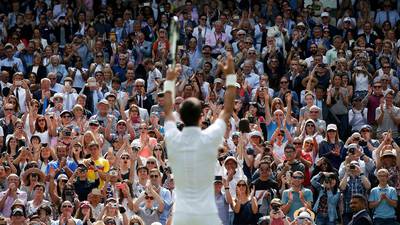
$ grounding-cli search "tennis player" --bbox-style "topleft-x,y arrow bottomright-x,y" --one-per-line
163,53 -> 236,225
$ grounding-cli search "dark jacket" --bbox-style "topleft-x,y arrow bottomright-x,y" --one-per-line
349,210 -> 373,225
26,65 -> 47,82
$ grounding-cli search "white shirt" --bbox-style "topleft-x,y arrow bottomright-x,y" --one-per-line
51,83 -> 64,93
165,118 -> 226,218
146,68 -> 162,94
13,86 -> 27,113
63,92 -> 79,111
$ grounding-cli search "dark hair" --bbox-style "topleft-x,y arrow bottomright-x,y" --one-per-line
351,194 -> 368,206
35,115 -> 48,132
152,143 -> 166,162
136,166 -> 149,173
284,144 -> 295,152
179,98 -> 202,126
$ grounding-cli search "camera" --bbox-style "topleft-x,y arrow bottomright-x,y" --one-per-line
348,148 -> 355,155
271,204 -> 280,212
359,139 -> 367,147
350,164 -> 356,170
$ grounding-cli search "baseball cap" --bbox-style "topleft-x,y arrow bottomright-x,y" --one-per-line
327,124 -> 337,131
270,198 -> 282,206
97,99 -> 109,106
224,156 -> 237,167
321,12 -> 329,17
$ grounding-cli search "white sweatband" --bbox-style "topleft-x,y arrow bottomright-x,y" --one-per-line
164,80 -> 176,103
226,74 -> 237,87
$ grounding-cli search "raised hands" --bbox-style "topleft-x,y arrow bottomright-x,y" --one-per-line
218,52 -> 235,77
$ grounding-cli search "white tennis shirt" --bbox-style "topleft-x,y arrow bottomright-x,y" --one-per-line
165,119 -> 226,216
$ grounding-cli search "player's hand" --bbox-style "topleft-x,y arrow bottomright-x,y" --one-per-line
166,64 -> 182,81
218,52 -> 235,76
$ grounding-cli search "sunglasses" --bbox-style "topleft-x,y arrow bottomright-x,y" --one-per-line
150,174 -> 159,178
280,81 -> 288,84
62,205 -> 73,208
154,148 -> 162,151
277,133 -> 284,136
306,124 -> 315,127
293,142 -> 302,145
292,176 -> 304,180
237,183 -> 247,187
145,196 -> 154,200
147,161 -> 156,164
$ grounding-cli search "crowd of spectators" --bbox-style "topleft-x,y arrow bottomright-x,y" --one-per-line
0,0 -> 400,225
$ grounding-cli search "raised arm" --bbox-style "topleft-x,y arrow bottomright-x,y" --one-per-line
164,65 -> 182,122
218,53 -> 236,124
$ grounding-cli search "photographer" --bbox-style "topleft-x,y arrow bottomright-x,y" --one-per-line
70,164 -> 100,201
268,198 -> 290,225
311,172 -> 340,225
339,142 -> 375,179
339,160 -> 371,225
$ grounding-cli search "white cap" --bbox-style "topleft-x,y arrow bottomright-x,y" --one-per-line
250,130 -> 262,138
327,124 -> 337,131
321,12 -> 329,17
224,156 -> 237,167
214,78 -> 223,84
344,17 -> 351,22
296,22 -> 306,27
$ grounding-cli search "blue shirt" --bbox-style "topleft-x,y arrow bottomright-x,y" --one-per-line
282,187 -> 313,220
266,121 -> 291,141
311,173 -> 340,222
368,185 -> 398,219
45,159 -> 78,176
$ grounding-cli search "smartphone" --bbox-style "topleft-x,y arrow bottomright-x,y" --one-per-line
15,81 -> 22,86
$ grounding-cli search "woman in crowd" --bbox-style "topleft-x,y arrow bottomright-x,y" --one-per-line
225,179 -> 258,225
